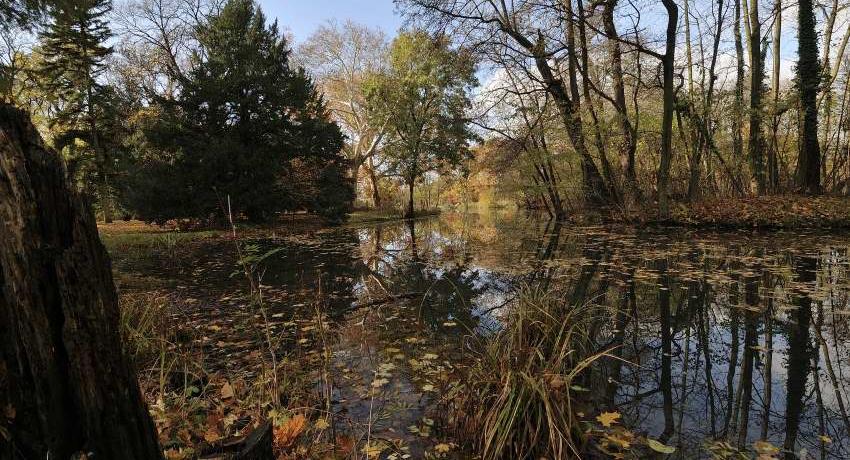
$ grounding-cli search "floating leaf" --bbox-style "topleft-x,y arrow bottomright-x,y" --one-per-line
362,442 -> 385,458
754,440 -> 780,454
596,411 -> 621,427
434,443 -> 452,453
314,418 -> 330,430
371,378 -> 389,388
647,438 -> 676,454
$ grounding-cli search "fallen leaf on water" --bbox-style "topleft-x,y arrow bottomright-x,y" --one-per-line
596,411 -> 621,427
362,442 -> 385,458
605,434 -> 631,449
434,443 -> 452,453
753,440 -> 780,454
647,438 -> 676,454
819,435 -> 833,444
314,418 -> 330,430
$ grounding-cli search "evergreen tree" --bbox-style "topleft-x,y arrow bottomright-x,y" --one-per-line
124,0 -> 352,223
39,0 -> 115,221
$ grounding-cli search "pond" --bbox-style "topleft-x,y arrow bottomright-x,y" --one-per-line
112,210 -> 850,459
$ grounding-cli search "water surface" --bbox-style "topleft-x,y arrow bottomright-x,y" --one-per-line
114,211 -> 850,458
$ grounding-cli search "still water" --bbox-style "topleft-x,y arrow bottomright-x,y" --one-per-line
118,210 -> 850,458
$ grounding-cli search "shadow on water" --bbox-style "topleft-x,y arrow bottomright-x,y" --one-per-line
112,210 -> 850,458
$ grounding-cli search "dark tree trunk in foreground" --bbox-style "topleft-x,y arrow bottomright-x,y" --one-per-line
796,0 -> 822,194
0,105 -> 162,459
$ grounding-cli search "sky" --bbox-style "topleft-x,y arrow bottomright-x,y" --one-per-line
257,0 -> 404,44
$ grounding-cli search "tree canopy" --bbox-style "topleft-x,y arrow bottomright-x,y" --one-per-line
122,0 -> 352,223
365,31 -> 477,217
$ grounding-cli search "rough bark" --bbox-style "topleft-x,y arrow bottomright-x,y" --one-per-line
796,0 -> 822,194
747,0 -> 766,193
0,104 -> 162,459
199,422 -> 274,460
768,0 -> 782,191
367,157 -> 381,208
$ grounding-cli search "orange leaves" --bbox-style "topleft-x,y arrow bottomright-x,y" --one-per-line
273,414 -> 307,451
671,195 -> 850,228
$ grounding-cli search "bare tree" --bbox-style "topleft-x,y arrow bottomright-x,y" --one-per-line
297,20 -> 389,206
111,0 -> 223,98
399,0 -> 613,205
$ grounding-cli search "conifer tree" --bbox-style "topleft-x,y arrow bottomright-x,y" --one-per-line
39,0 -> 114,221
123,0 -> 352,223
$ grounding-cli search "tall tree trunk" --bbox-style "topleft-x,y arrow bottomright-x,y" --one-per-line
603,0 -> 640,205
769,0 -> 782,192
658,0 -> 678,218
747,0 -> 767,193
367,157 -> 381,208
406,179 -> 415,218
702,0 -> 727,194
796,0 -> 822,194
85,64 -> 112,223
685,0 -> 703,201
576,0 -> 619,204
499,25 -> 611,205
0,105 -> 162,459
733,0 -> 746,173
561,1 -> 612,205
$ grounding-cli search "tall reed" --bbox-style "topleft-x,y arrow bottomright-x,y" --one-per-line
450,284 -> 610,460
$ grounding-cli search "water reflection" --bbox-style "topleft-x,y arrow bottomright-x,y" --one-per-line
115,211 -> 850,458
325,214 -> 850,458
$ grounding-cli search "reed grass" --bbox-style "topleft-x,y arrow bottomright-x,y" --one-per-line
450,284 -> 610,460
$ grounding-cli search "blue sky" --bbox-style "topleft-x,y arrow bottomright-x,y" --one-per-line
257,0 -> 403,43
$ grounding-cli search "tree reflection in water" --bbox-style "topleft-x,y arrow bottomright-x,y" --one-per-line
153,211 -> 850,458
339,213 -> 850,458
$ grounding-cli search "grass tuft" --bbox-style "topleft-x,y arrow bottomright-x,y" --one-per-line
449,285 -> 609,460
